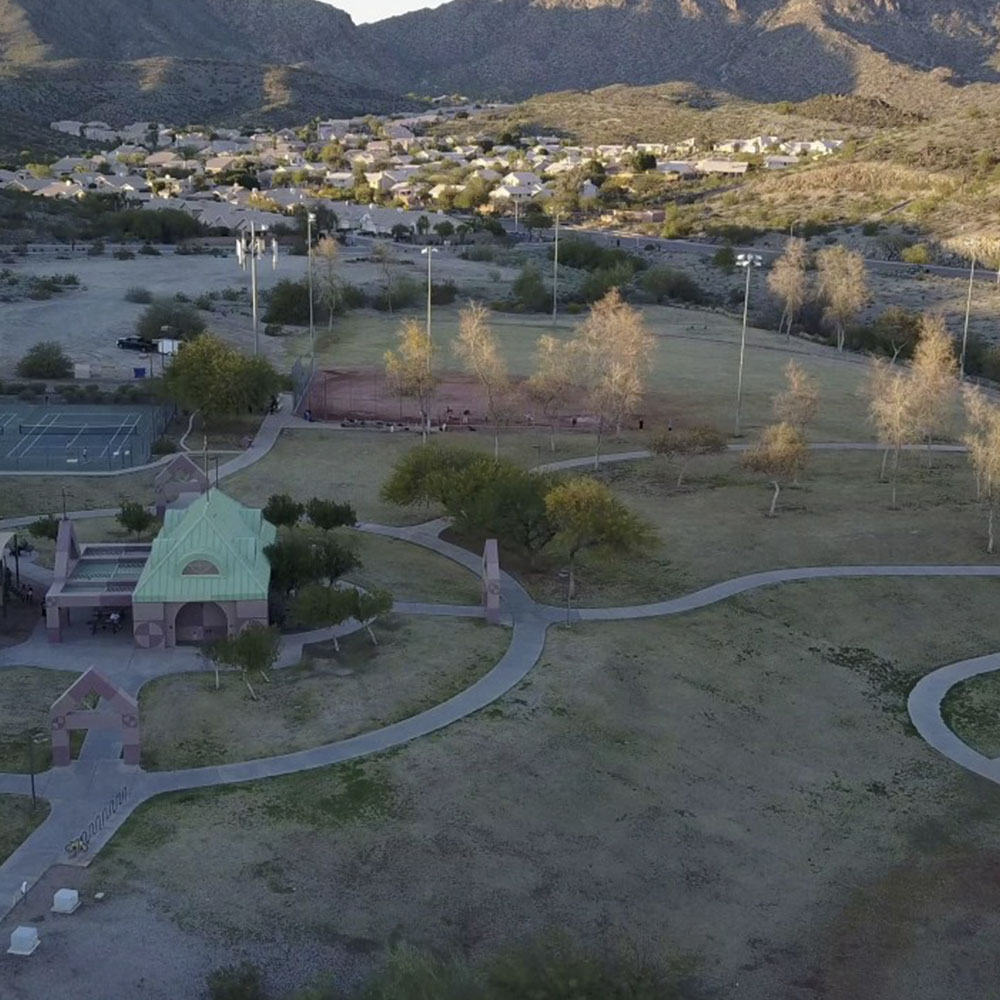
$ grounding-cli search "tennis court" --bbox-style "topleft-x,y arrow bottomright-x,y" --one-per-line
0,404 -> 172,472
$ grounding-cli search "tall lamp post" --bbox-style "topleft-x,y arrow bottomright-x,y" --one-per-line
552,211 -> 560,325
961,250 -> 976,380
306,212 -> 316,367
421,246 -> 438,368
734,252 -> 763,437
236,221 -> 278,357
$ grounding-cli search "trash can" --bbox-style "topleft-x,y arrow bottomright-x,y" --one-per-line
133,367 -> 146,379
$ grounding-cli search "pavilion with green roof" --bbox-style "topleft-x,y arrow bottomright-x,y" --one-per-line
131,489 -> 276,649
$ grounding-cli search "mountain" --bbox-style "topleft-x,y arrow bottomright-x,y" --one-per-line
0,0 -> 412,150
361,0 -> 1000,107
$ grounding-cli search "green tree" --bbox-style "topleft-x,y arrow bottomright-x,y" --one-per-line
292,583 -> 358,650
434,220 -> 455,240
16,341 -> 72,379
228,624 -> 281,699
353,587 -> 394,645
163,335 -> 281,419
264,532 -> 322,594
116,501 -> 155,540
263,493 -> 304,528
306,498 -> 357,530
380,445 -> 481,508
415,215 -> 430,236
545,477 -> 652,612
136,297 -> 207,341
28,515 -> 60,541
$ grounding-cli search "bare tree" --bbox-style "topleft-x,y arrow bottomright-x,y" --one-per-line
767,237 -> 808,339
816,245 -> 868,351
910,313 -> 957,464
384,318 -> 437,442
373,240 -> 395,313
649,425 -> 727,487
962,385 -> 1000,552
741,422 -> 808,516
867,357 -> 920,507
573,288 -> 655,469
525,334 -> 574,452
454,301 -> 510,457
313,237 -> 341,331
773,359 -> 819,431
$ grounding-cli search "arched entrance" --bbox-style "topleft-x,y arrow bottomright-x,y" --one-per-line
174,601 -> 230,644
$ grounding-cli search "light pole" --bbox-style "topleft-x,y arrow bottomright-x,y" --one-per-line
961,251 -> 976,380
306,212 -> 316,367
236,222 -> 278,357
552,211 -> 560,325
421,246 -> 438,368
734,252 -> 763,437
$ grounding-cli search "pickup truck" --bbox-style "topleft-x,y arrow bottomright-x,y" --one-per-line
116,336 -> 157,352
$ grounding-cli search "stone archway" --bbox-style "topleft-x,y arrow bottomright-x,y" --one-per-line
50,667 -> 140,766
174,601 -> 229,644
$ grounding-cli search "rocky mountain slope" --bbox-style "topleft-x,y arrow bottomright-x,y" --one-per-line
3,0 -> 1000,142
361,0 -> 1000,105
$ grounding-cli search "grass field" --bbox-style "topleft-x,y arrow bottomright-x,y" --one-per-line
0,667 -> 80,772
941,672 -> 1000,758
139,617 -> 508,770
87,575 -> 1000,1000
0,795 -> 49,865
293,304 -> 890,442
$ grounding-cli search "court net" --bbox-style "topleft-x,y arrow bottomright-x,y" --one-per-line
16,423 -> 139,437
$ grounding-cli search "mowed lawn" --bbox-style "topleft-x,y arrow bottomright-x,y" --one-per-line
91,576 -> 1000,1000
0,667 -> 81,772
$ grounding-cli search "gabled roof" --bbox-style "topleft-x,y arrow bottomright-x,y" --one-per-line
133,489 -> 275,604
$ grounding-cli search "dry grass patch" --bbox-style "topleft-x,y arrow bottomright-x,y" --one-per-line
90,577 -> 1000,1000
0,795 -> 49,864
0,666 -> 80,772
139,616 -> 508,770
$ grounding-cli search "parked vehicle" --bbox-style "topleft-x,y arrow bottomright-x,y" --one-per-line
116,336 -> 157,352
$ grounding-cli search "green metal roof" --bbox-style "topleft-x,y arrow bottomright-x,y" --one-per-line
132,489 -> 276,604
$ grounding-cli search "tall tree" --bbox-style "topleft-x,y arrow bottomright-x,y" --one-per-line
313,237 -> 341,331
816,245 -> 868,351
773,360 -> 819,432
526,334 -> 574,452
867,358 -> 920,507
962,386 -> 1000,553
741,422 -> 808,516
767,237 -> 808,339
545,477 -> 652,613
384,319 -> 438,442
910,313 -> 957,462
573,289 -> 655,468
373,240 -> 395,313
454,302 -> 510,457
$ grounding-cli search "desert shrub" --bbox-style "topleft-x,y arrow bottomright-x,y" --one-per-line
581,261 -> 635,302
206,963 -> 267,1000
220,287 -> 242,301
150,436 -> 177,456
87,240 -> 105,256
264,278 -> 311,324
372,275 -> 420,311
124,286 -> 153,304
136,297 -> 206,341
28,515 -> 60,542
430,280 -> 458,305
713,245 -> 736,270
194,293 -> 213,311
264,323 -> 286,337
174,292 -> 190,302
16,341 -> 72,379
113,248 -> 136,260
138,243 -> 160,255
843,306 -> 921,357
511,260 -> 549,311
461,245 -> 495,262
340,283 -> 367,309
637,266 -> 704,304
900,243 -> 931,265
861,221 -> 882,236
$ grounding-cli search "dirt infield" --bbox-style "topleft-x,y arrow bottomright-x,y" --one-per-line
305,367 -> 674,432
